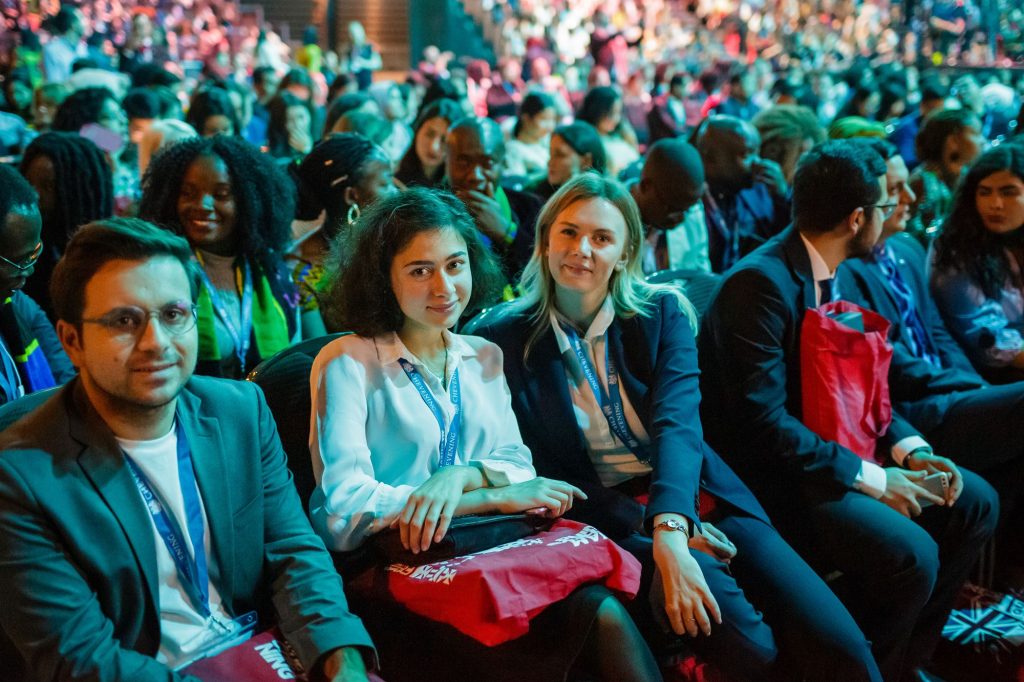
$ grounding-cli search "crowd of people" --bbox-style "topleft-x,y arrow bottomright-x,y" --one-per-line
1,0 -> 1024,680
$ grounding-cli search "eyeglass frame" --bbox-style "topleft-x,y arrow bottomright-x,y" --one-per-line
79,303 -> 199,340
863,202 -> 899,220
0,241 -> 44,273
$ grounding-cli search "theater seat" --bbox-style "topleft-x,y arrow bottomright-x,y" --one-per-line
246,333 -> 348,509
0,386 -> 63,434
645,269 -> 723,324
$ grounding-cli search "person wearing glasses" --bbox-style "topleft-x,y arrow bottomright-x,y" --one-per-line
699,140 -> 999,681
0,217 -> 376,681
0,164 -> 75,405
839,140 -> 1024,588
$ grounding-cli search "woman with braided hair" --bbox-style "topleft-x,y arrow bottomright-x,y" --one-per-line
139,135 -> 305,379
19,131 -> 114,315
289,132 -> 397,335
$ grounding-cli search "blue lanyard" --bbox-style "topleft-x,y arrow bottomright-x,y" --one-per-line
398,358 -> 461,468
562,325 -> 650,463
124,422 -> 211,617
196,256 -> 254,373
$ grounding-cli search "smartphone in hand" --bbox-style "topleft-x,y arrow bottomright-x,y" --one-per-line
918,472 -> 949,508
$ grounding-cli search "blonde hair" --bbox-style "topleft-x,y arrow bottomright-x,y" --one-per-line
515,172 -> 697,358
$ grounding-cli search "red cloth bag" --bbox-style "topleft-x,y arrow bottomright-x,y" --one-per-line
351,519 -> 641,646
800,300 -> 894,461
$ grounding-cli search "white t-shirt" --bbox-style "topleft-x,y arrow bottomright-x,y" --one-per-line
117,428 -> 234,668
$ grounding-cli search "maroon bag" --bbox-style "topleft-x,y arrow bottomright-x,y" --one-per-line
800,300 -> 894,461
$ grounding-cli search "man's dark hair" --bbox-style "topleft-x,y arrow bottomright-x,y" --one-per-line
138,135 -> 295,280
919,77 -> 947,104
576,86 -> 621,132
131,64 -> 182,89
0,164 -> 38,220
52,87 -> 118,132
19,132 -> 114,253
321,188 -> 505,334
850,136 -> 898,161
122,88 -> 163,120
253,66 -> 276,89
186,87 -> 240,136
792,140 -> 887,234
50,217 -> 200,324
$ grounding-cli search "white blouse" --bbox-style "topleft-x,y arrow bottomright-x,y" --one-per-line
309,331 -> 536,551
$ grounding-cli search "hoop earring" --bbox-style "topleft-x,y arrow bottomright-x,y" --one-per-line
347,203 -> 361,225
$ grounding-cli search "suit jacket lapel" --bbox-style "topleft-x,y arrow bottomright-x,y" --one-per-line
176,388 -> 235,608
781,227 -> 818,310
70,382 -> 161,617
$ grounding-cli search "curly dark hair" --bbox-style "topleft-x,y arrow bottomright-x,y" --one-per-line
320,187 -> 505,335
137,135 -> 295,278
52,87 -> 117,133
933,143 -> 1024,299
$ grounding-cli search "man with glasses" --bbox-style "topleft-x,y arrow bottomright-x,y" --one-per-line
840,139 -> 1024,589
699,140 -> 998,680
0,218 -> 375,680
0,165 -> 75,405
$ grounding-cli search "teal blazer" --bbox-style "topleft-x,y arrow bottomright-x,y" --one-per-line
0,376 -> 374,681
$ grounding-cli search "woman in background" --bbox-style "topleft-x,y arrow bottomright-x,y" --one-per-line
139,135 -> 304,378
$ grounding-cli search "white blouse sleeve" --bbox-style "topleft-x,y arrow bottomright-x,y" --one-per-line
309,349 -> 414,552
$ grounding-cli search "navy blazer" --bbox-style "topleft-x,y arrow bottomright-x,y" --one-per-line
699,227 -> 924,515
465,292 -> 768,540
838,233 -> 988,432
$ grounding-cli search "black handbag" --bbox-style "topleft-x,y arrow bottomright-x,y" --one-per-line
370,513 -> 555,566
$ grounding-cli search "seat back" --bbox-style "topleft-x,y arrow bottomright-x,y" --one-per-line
0,386 -> 62,434
645,269 -> 723,324
246,333 -> 348,508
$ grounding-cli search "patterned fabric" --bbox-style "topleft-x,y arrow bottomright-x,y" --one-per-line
287,255 -> 326,313
873,245 -> 941,366
934,583 -> 1024,680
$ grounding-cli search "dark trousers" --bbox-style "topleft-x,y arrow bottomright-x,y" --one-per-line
621,513 -> 882,681
794,469 -> 999,681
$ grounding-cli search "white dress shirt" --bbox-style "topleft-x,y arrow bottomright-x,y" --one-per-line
309,331 -> 536,552
550,297 -> 653,487
800,234 -> 929,497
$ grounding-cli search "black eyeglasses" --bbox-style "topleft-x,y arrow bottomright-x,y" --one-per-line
80,303 -> 198,341
865,203 -> 899,220
0,242 -> 43,273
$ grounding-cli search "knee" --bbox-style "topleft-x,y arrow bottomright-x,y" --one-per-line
886,527 -> 940,601
958,473 -> 1001,542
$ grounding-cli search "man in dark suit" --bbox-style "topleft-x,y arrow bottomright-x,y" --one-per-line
0,218 -> 374,681
695,116 -> 791,272
446,117 -> 542,280
699,140 -> 998,681
838,140 -> 1024,584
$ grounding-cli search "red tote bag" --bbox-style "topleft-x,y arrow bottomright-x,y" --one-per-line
800,300 -> 894,461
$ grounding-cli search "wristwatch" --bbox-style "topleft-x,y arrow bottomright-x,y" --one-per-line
653,518 -> 691,537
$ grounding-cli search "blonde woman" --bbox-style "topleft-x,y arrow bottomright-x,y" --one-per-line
467,173 -> 881,681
